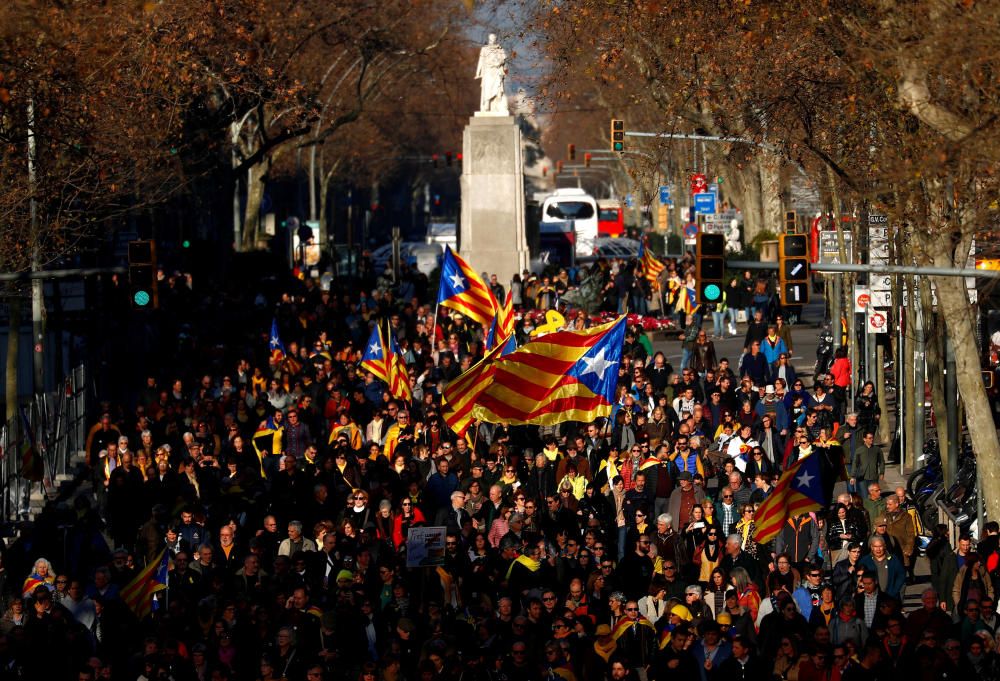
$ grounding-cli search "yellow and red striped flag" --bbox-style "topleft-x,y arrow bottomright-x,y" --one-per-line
121,549 -> 169,620
385,325 -> 412,403
360,325 -> 390,383
437,246 -> 498,327
441,340 -> 507,436
638,242 -> 665,288
471,317 -> 626,426
752,453 -> 826,544
486,291 -> 515,351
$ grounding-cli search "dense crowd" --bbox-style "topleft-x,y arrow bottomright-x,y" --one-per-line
2,254 -> 996,681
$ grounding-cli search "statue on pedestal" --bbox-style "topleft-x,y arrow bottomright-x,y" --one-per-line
476,34 -> 509,115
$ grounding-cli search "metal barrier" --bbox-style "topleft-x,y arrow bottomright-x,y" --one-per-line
0,364 -> 90,525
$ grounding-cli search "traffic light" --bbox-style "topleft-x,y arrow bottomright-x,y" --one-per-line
567,144 -> 576,161
542,166 -> 548,177
445,151 -> 453,167
784,210 -> 797,234
128,239 -> 158,309
695,233 -> 725,304
556,160 -> 564,174
432,154 -> 439,168
584,152 -> 592,168
779,233 -> 810,306
611,119 -> 625,152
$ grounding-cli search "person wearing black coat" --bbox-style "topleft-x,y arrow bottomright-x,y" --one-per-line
717,635 -> 769,681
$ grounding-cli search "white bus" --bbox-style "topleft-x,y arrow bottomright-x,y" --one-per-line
541,188 -> 599,257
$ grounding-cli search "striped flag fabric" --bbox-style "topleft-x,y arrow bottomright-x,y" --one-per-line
441,341 -> 508,436
485,291 -> 515,351
360,324 -> 390,383
121,549 -> 169,620
472,316 -> 626,426
751,453 -> 826,544
437,246 -> 498,326
385,325 -> 412,403
638,241 -> 666,289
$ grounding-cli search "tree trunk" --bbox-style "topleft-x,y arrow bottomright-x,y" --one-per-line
318,174 -> 330,245
903,277 -> 917,469
757,152 -> 783,237
5,293 -> 21,422
876,345 -> 891,444
241,158 -> 270,249
920,278 -> 949,464
723,156 -> 765,244
933,272 -> 1000,521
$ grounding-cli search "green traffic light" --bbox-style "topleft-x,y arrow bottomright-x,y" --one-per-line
703,284 -> 721,301
182,240 -> 191,248
134,290 -> 151,307
613,142 -> 624,152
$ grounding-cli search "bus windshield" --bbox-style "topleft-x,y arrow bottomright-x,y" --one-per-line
546,202 -> 595,220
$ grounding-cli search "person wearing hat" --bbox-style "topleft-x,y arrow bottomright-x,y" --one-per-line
583,623 -> 617,678
667,471 -> 706,533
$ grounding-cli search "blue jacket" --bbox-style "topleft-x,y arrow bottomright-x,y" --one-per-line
760,336 -> 787,365
691,639 -> 732,681
859,553 -> 907,601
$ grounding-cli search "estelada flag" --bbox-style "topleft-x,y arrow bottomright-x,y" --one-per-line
359,324 -> 389,383
611,615 -> 655,641
486,291 -> 516,352
269,318 -> 286,363
121,549 -> 169,620
385,325 -> 412,403
638,241 -> 666,289
437,246 -> 498,327
752,452 -> 826,544
472,316 -> 626,426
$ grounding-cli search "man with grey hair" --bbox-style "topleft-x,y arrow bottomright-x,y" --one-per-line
859,535 -> 905,601
653,513 -> 687,571
434,489 -> 471,532
278,520 -> 317,556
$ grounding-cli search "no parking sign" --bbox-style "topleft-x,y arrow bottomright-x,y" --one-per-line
867,308 -> 888,334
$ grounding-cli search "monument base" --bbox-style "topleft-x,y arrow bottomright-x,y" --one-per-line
460,115 -> 529,293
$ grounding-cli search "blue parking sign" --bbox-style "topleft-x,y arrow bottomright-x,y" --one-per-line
693,192 -> 717,215
659,185 -> 672,206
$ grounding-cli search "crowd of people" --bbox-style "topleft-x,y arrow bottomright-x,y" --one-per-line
1,253 -> 996,681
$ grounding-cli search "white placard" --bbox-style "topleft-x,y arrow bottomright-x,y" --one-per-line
854,286 -> 871,313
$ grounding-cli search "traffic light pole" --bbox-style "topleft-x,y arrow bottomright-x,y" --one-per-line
726,260 -> 1000,279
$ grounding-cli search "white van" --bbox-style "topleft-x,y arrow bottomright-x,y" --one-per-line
541,188 -> 599,256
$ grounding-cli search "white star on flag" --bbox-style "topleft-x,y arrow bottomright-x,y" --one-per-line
368,343 -> 381,356
796,470 -> 814,488
449,272 -> 466,290
580,349 -> 614,381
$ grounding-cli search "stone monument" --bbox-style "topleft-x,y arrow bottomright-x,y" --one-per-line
460,34 -> 529,288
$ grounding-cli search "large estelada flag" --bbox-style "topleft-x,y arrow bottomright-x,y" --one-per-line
121,549 -> 169,620
385,325 -> 412,403
638,241 -> 665,289
437,246 -> 498,327
752,452 -> 826,544
471,316 -> 626,426
360,324 -> 390,383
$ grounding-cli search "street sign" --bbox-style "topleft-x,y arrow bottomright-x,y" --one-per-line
870,275 -> 892,292
625,194 -> 634,208
870,290 -> 892,307
819,231 -> 853,264
702,215 -> 728,234
684,223 -> 699,238
869,239 -> 890,263
854,285 -> 870,313
708,183 -> 719,194
659,185 -> 672,206
693,192 -> 717,215
690,173 -> 708,194
867,308 -> 888,334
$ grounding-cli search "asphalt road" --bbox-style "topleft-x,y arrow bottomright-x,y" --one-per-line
649,295 -> 829,387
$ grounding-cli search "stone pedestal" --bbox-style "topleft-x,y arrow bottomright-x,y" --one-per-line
460,114 -> 529,288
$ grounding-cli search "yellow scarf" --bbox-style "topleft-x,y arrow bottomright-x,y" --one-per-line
505,554 -> 540,580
